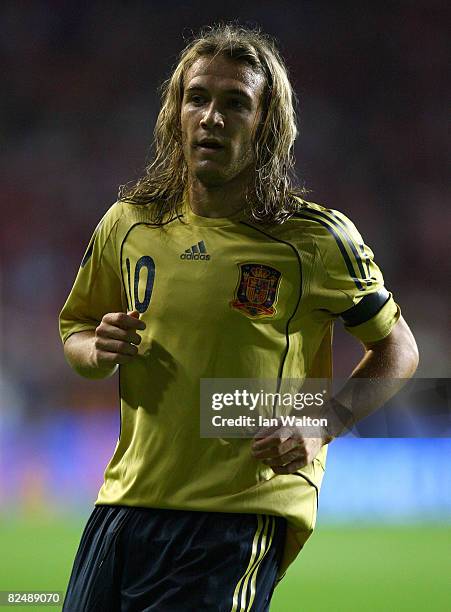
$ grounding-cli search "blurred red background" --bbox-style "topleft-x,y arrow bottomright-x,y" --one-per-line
1,0 -> 449,421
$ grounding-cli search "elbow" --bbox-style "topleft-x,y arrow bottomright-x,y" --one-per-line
400,315 -> 419,377
395,316 -> 420,378
407,334 -> 419,377
365,315 -> 420,379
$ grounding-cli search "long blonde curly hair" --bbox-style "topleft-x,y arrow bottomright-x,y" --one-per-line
119,23 -> 306,224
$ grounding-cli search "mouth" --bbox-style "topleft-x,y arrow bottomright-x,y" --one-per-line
195,140 -> 225,152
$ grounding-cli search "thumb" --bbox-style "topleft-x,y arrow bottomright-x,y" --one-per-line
127,309 -> 140,318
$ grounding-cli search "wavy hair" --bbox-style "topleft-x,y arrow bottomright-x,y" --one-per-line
119,23 -> 306,224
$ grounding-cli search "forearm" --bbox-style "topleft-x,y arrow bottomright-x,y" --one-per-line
64,330 -> 118,379
326,316 -> 419,438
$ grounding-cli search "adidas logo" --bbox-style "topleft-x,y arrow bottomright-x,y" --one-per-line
180,240 -> 211,261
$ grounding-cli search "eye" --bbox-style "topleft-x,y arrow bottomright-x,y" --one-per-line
229,99 -> 245,110
189,94 -> 205,105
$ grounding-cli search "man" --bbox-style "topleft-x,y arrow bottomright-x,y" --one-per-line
60,24 -> 418,611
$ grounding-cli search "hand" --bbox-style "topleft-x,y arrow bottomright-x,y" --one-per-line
91,310 -> 146,369
251,425 -> 327,474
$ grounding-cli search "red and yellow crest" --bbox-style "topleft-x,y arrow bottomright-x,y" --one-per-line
230,263 -> 282,318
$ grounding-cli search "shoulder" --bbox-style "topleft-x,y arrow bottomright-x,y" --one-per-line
289,198 -> 361,235
275,199 -> 378,290
278,199 -> 364,254
94,201 -> 159,243
92,201 -> 127,237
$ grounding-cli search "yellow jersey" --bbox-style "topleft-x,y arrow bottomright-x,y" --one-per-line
59,196 -> 400,576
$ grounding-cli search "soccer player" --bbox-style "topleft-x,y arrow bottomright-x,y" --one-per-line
59,24 -> 418,611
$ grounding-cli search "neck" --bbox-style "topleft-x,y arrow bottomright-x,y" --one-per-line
187,174 -> 252,218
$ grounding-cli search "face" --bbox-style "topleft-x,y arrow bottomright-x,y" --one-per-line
181,54 -> 265,188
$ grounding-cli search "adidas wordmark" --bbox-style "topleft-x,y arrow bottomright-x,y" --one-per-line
180,240 -> 211,261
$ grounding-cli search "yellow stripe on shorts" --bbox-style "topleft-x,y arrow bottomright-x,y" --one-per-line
230,515 -> 275,612
245,516 -> 275,611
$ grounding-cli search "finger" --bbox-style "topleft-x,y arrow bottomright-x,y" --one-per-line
103,312 -> 146,331
251,436 -> 290,453
254,426 -> 278,439
252,427 -> 292,451
253,423 -> 281,441
95,337 -> 138,357
97,323 -> 142,345
271,458 -> 308,475
127,309 -> 145,331
252,437 -> 302,460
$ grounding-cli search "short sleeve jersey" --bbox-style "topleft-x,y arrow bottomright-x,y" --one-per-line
59,197 -> 400,575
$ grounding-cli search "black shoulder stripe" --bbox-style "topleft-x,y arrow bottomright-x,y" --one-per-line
302,209 -> 371,286
294,212 -> 364,290
328,209 -> 372,280
340,288 -> 390,327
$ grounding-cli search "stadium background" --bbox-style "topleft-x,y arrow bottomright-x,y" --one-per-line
1,1 -> 449,610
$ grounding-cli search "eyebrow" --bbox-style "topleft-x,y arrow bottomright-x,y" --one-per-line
185,85 -> 253,102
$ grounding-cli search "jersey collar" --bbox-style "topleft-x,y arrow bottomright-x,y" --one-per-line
182,192 -> 246,227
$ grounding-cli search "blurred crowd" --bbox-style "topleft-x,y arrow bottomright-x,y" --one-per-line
1,1 -> 449,418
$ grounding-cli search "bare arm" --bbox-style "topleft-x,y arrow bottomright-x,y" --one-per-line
327,314 -> 419,435
64,311 -> 146,379
252,315 -> 419,473
350,314 -> 419,380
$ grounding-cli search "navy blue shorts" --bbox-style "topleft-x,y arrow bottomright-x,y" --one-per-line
63,505 -> 287,611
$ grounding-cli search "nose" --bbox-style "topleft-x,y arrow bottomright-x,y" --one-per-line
200,103 -> 224,129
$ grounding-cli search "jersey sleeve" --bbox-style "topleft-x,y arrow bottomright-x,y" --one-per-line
315,209 -> 400,343
59,202 -> 125,344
